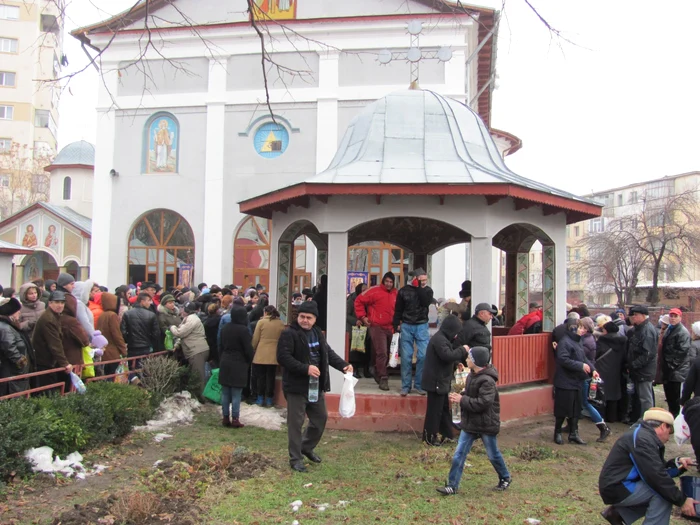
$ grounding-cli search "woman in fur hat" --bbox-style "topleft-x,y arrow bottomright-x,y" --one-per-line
0,297 -> 34,396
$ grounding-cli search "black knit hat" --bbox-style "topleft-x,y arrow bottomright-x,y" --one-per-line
603,321 -> 619,334
0,297 -> 21,316
298,300 -> 319,318
468,346 -> 490,367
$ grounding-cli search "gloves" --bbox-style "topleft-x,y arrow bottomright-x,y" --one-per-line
16,355 -> 28,370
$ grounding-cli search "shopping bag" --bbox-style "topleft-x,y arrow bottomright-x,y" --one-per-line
114,360 -> 129,384
674,412 -> 691,446
81,346 -> 95,379
70,371 -> 86,394
339,372 -> 358,418
164,330 -> 174,351
590,378 -> 605,409
388,333 -> 400,368
203,368 -> 222,404
351,326 -> 367,353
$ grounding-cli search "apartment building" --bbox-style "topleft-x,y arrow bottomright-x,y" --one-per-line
567,171 -> 700,306
0,0 -> 64,217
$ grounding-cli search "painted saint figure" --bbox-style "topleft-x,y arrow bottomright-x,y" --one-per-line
44,225 -> 58,249
154,119 -> 173,170
22,225 -> 37,247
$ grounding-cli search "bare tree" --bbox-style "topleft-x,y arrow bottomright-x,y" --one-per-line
574,223 -> 647,308
0,142 -> 53,218
625,189 -> 700,305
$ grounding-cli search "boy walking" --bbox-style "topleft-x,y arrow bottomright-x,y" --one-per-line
437,346 -> 511,495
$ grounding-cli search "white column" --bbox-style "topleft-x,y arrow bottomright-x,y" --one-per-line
202,58 -> 228,284
430,248 -> 445,299
316,52 -> 339,173
445,48 -> 467,102
470,236 -> 495,307
326,231 -> 348,394
90,66 -> 118,288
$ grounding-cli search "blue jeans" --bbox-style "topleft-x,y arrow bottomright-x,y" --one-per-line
400,322 -> 429,391
221,386 -> 242,418
448,430 -> 510,489
613,479 -> 672,525
582,379 -> 603,424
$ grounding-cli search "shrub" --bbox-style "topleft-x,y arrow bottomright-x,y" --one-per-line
0,396 -> 46,480
85,382 -> 154,438
32,396 -> 88,456
140,356 -> 182,403
178,364 -> 204,402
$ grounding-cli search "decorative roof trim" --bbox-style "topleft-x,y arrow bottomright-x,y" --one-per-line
0,202 -> 92,237
238,182 -> 602,224
45,163 -> 94,173
490,128 -> 522,156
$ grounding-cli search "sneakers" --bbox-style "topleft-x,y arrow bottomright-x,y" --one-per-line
255,395 -> 264,406
400,388 -> 410,397
494,477 -> 512,491
436,485 -> 457,496
414,388 -> 427,396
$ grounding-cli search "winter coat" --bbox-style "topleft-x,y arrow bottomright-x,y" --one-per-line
312,287 -> 328,331
0,316 -> 32,393
628,319 -> 659,382
71,281 -> 96,340
121,305 -> 161,351
346,292 -> 359,332
581,332 -> 597,367
393,284 -> 434,328
57,285 -> 78,320
661,322 -> 692,383
457,365 -> 501,435
169,313 -> 209,360
554,330 -> 593,391
681,357 -> 700,405
421,316 -> 467,394
60,314 -> 90,365
18,282 -> 45,337
683,397 -> 700,466
443,298 -> 471,322
613,317 -> 628,336
691,339 -> 700,362
203,313 -> 222,362
95,293 -> 127,363
157,303 -> 182,339
218,307 -> 254,388
276,322 -> 348,395
88,297 -> 104,328
508,309 -> 543,336
599,421 -> 686,507
354,285 -> 398,330
552,321 -> 570,345
32,308 -> 68,369
595,332 -> 627,401
252,315 -> 284,365
456,315 -> 492,351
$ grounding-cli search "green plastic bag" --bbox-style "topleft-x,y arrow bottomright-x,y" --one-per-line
164,330 -> 174,351
203,368 -> 222,404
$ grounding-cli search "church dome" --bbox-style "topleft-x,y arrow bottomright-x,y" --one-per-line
310,89 -> 576,201
51,140 -> 95,167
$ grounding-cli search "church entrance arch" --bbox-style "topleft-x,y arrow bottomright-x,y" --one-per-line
127,209 -> 195,288
21,250 -> 59,283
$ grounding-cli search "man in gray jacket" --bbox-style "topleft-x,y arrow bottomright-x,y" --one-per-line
627,305 -> 658,418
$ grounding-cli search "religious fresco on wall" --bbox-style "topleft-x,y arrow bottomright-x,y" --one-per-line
253,0 -> 297,20
21,223 -> 38,247
24,253 -> 43,282
43,220 -> 60,252
146,114 -> 179,173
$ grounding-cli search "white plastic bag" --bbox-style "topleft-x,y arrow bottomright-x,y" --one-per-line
70,371 -> 86,394
674,412 -> 691,446
339,372 -> 358,418
388,333 -> 400,368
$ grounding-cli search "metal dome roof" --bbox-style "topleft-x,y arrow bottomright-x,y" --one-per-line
51,140 -> 95,167
309,89 -> 586,203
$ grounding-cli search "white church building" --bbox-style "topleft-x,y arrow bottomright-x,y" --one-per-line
71,0 -> 532,301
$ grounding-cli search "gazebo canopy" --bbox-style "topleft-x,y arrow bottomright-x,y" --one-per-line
240,89 -> 601,224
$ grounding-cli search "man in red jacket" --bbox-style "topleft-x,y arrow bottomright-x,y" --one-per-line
508,303 -> 543,335
355,272 -> 397,391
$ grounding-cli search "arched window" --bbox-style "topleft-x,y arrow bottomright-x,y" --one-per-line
233,216 -> 271,290
144,112 -> 179,173
62,176 -> 71,200
128,209 -> 194,288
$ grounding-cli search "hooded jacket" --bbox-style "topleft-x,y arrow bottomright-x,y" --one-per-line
277,321 -> 349,395
421,316 -> 468,395
0,316 -> 32,392
554,330 -> 593,391
661,322 -> 691,383
218,307 -> 254,388
458,364 -> 501,435
157,303 -> 182,338
252,314 -> 285,365
599,421 -> 686,507
508,309 -> 543,336
456,315 -> 492,351
71,281 -> 95,340
169,311 -> 209,359
60,314 -> 90,365
628,319 -> 659,382
393,283 -> 434,327
18,282 -> 45,336
88,293 -> 104,328
354,274 -> 398,329
41,280 -> 55,306
95,293 -> 127,363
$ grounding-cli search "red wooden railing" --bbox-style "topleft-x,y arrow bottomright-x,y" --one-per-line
492,333 -> 553,387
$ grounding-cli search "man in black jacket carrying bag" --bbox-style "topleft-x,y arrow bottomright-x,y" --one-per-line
627,305 -> 658,418
277,301 -> 351,473
599,407 -> 697,524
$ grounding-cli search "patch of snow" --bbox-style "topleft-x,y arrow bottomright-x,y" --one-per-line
303,483 -> 313,488
238,403 -> 286,431
24,447 -> 107,478
153,433 -> 173,442
134,391 -> 201,432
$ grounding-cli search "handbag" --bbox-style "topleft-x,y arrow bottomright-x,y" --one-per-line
351,326 -> 367,353
388,333 -> 400,367
81,346 -> 95,379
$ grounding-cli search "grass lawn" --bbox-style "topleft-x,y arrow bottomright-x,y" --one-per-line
2,391 -> 696,525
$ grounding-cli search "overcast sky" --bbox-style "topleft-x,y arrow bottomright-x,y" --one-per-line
57,0 -> 700,195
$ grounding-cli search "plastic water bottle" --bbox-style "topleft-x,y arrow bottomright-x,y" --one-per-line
308,376 -> 319,403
